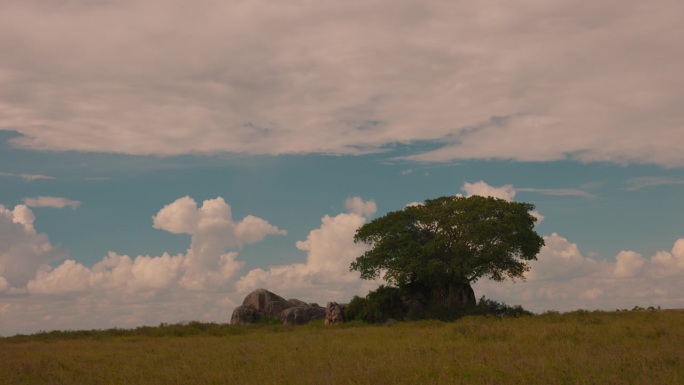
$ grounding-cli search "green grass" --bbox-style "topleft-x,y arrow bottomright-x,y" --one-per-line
1,311 -> 683,384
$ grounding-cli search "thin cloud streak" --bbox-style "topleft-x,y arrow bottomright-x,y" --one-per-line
23,196 -> 81,209
516,188 -> 595,199
624,177 -> 684,191
0,172 -> 55,182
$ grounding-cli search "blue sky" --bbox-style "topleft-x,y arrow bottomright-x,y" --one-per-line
1,0 -> 683,335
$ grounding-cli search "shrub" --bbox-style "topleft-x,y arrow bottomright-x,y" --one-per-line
470,296 -> 533,318
344,285 -> 406,323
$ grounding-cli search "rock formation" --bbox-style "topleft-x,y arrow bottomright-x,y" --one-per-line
280,306 -> 326,325
324,302 -> 346,325
230,288 -> 328,325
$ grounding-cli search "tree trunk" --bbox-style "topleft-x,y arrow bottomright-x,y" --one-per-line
432,281 -> 476,310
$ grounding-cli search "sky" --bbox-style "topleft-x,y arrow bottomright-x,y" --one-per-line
1,0 -> 683,336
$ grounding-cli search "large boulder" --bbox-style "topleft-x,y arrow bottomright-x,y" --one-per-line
280,305 -> 326,325
325,302 -> 346,325
242,288 -> 291,318
230,304 -> 260,325
287,298 -> 308,308
231,288 -> 329,325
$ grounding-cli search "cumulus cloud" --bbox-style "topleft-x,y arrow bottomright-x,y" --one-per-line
23,196 -> 81,209
0,197 -> 288,335
0,197 -> 382,335
152,197 -> 286,289
474,234 -> 684,312
460,180 -> 545,222
344,197 -> 377,218
1,1 -> 682,166
153,196 -> 286,247
613,251 -> 646,278
0,205 -> 66,290
236,197 -> 382,302
461,181 -> 516,201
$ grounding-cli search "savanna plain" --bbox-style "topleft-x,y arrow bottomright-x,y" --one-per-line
1,310 -> 682,385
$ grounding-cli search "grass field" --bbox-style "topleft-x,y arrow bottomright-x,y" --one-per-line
1,310 -> 682,384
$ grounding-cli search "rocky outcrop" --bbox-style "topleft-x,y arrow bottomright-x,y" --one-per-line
280,306 -> 326,325
242,288 -> 291,318
230,304 -> 260,325
230,288 -> 328,325
324,302 -> 346,325
287,298 -> 308,308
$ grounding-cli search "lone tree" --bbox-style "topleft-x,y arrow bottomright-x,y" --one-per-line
351,195 -> 544,313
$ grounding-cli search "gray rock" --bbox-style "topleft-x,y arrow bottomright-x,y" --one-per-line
325,302 -> 346,325
242,288 -> 290,316
231,288 -> 330,325
230,304 -> 260,325
280,305 -> 326,325
265,300 -> 292,318
287,298 -> 308,308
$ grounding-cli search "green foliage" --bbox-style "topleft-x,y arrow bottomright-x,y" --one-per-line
344,291 -> 533,324
351,195 -> 544,310
469,296 -> 533,317
345,285 -> 406,323
260,316 -> 282,325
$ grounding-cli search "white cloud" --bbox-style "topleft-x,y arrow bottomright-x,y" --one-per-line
524,233 -> 600,282
150,196 -> 287,290
650,239 -> 684,276
152,196 -> 202,234
0,205 -> 66,289
460,180 -> 545,222
23,196 -> 81,209
236,198 -> 382,302
461,181 -> 516,201
344,197 -> 377,218
474,234 -> 684,312
11,204 -> 35,228
613,251 -> 645,278
1,1 -> 682,166
0,197 -> 287,335
153,196 -> 286,247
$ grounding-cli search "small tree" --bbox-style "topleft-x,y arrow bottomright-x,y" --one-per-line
351,195 -> 544,312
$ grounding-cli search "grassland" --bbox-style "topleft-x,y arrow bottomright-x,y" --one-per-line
1,310 -> 682,384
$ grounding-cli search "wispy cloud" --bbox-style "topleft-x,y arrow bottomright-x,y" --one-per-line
624,177 -> 684,191
84,177 -> 111,181
517,188 -> 595,199
23,196 -> 81,209
0,172 -> 55,182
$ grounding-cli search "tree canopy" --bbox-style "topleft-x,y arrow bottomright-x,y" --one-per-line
351,195 -> 544,309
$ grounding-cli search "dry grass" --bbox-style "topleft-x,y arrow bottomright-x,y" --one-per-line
1,311 -> 683,384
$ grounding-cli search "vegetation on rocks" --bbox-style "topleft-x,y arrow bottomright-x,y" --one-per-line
351,195 -> 544,318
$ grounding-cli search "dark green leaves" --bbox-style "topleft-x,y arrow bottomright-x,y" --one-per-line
351,195 -> 545,289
